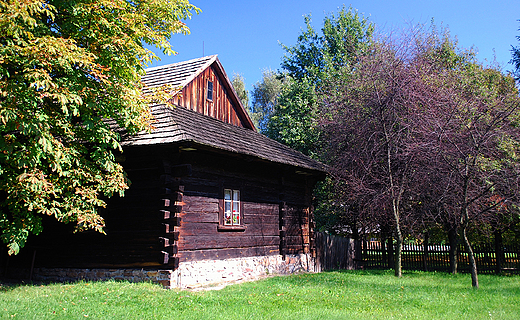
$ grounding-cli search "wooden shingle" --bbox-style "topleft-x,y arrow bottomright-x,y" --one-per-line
122,104 -> 327,173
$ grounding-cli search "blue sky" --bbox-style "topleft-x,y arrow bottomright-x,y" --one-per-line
150,0 -> 520,92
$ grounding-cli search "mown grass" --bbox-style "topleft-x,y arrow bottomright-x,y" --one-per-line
0,270 -> 519,319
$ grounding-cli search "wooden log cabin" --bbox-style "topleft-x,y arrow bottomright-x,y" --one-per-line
3,56 -> 327,288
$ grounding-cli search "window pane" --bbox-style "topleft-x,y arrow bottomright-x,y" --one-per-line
224,189 -> 231,200
207,81 -> 213,100
225,201 -> 231,213
224,215 -> 232,225
233,190 -> 239,201
232,213 -> 240,225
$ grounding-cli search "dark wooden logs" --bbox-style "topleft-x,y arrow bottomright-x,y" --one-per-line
4,145 -> 320,272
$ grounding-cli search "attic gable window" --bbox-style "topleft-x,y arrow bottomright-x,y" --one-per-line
207,80 -> 214,101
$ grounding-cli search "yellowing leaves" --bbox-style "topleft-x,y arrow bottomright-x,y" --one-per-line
0,0 -> 199,255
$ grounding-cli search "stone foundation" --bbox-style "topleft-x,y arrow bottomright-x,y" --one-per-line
30,254 -> 315,289
172,253 -> 315,289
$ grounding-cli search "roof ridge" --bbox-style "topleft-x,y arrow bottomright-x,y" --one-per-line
144,55 -> 217,72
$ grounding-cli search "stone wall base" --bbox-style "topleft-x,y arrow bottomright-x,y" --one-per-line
172,253 -> 315,289
30,254 -> 315,289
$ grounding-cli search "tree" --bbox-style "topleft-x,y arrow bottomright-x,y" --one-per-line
281,5 -> 374,85
250,69 -> 285,133
0,0 -> 199,255
410,31 -> 479,275
320,22 -> 520,285
265,6 -> 374,154
231,73 -> 249,111
265,77 -> 320,157
321,38 -> 419,278
267,6 -> 376,240
415,61 -> 520,288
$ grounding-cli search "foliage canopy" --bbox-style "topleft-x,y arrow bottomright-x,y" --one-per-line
0,0 -> 199,254
321,25 -> 520,285
281,5 -> 374,85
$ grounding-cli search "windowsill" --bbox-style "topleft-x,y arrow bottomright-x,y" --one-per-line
217,225 -> 246,232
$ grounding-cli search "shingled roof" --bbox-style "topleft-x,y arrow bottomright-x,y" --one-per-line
122,104 -> 327,173
142,55 -> 256,130
142,55 -> 216,91
120,56 -> 327,174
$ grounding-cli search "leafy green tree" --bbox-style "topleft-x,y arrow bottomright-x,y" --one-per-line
0,0 -> 199,255
264,6 -> 374,153
250,69 -> 285,133
268,7 -> 375,239
231,73 -> 249,111
265,77 -> 320,157
281,5 -> 374,85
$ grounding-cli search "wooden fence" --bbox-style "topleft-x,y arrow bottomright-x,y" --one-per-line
314,232 -> 361,271
362,241 -> 520,274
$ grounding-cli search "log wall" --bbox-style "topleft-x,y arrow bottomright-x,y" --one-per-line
2,145 -> 317,275
176,148 -> 314,262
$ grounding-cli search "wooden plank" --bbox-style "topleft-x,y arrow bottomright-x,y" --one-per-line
179,222 -> 279,236
182,196 -> 219,213
165,216 -> 182,226
178,245 -> 280,262
242,214 -> 279,225
178,235 -> 280,250
181,211 -> 218,224
163,191 -> 183,202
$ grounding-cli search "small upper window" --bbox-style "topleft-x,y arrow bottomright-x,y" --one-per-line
207,80 -> 214,101
224,189 -> 240,225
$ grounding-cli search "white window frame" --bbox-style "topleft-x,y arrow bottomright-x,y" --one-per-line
223,189 -> 240,226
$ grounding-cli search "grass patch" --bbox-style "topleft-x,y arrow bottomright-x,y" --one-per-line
0,270 -> 519,319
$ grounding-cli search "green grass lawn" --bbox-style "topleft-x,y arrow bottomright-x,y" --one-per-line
1,270 -> 519,319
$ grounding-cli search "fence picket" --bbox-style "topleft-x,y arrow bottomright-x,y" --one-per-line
360,240 -> 520,274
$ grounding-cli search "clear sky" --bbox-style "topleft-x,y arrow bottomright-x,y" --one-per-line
150,0 -> 520,92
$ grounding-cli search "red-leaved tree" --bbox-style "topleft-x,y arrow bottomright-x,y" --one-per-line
321,27 -> 520,287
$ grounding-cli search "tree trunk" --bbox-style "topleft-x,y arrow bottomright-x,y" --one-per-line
462,226 -> 479,289
494,230 -> 504,275
354,239 -> 362,269
395,234 -> 403,277
382,233 -> 387,269
394,224 -> 403,277
448,228 -> 459,274
423,231 -> 429,272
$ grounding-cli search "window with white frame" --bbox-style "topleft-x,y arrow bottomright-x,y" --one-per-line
223,189 -> 240,226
